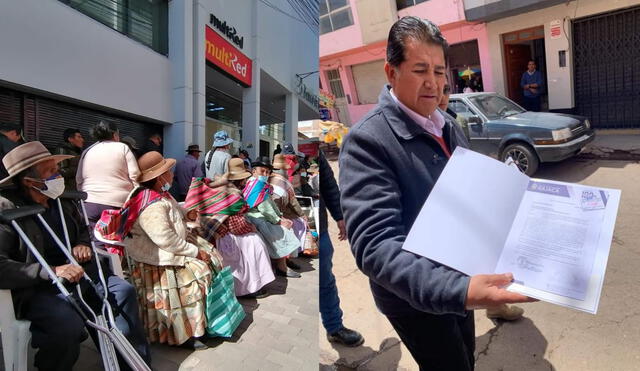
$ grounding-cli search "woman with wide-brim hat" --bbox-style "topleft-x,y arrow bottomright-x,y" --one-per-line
121,151 -> 214,350
242,157 -> 301,278
184,158 -> 275,298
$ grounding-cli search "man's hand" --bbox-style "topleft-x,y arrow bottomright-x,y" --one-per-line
465,273 -> 537,310
72,245 -> 92,263
54,264 -> 84,283
280,218 -> 293,229
337,219 -> 347,241
524,84 -> 530,89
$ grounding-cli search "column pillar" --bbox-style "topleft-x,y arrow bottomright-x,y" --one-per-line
285,93 -> 299,148
165,0 -> 194,159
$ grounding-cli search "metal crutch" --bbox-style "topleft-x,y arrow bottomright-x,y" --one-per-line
0,206 -> 150,371
55,194 -> 120,371
59,191 -> 152,371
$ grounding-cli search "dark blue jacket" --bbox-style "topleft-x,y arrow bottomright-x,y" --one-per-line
319,151 -> 342,233
339,85 -> 471,317
520,70 -> 543,98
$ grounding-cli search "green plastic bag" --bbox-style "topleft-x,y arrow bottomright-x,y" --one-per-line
205,266 -> 246,338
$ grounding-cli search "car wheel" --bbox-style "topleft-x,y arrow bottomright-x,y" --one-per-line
501,143 -> 539,176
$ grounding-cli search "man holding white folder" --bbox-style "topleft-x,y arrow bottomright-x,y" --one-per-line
339,17 -> 535,370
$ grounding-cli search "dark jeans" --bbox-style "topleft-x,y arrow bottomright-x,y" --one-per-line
24,275 -> 151,371
319,231 -> 344,334
522,95 -> 541,112
386,310 -> 475,371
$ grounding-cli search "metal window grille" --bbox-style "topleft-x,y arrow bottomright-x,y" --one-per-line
327,69 -> 345,98
573,6 -> 640,128
59,0 -> 168,55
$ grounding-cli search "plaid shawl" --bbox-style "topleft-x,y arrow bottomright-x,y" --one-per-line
269,173 -> 295,206
95,187 -> 165,242
242,177 -> 272,208
183,177 -> 247,216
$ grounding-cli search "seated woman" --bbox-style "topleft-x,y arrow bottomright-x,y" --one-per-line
235,157 -> 301,278
123,151 -> 214,349
183,158 -> 275,298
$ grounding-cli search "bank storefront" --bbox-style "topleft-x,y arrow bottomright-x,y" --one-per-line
164,1 -> 319,159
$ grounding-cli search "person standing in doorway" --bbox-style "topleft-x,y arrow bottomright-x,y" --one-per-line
520,60 -> 543,112
204,130 -> 233,180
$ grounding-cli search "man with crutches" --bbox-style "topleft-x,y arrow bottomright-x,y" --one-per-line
0,142 -> 150,371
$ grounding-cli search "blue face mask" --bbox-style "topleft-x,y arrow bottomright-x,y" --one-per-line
258,175 -> 269,183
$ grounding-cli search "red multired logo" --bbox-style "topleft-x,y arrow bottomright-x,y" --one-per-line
205,26 -> 252,87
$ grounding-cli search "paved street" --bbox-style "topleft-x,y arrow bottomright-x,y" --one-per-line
2,256 -> 318,371
320,137 -> 640,370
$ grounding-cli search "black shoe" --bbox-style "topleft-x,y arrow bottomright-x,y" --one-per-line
327,327 -> 365,347
240,288 -> 270,299
286,259 -> 301,270
276,268 -> 301,278
180,338 -> 209,350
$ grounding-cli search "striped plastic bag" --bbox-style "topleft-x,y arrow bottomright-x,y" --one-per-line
205,266 -> 246,338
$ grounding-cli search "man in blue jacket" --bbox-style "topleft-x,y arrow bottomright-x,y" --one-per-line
339,16 -> 534,370
520,60 -> 543,112
319,150 -> 364,347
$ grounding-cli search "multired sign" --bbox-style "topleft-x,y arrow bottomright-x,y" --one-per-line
205,26 -> 252,86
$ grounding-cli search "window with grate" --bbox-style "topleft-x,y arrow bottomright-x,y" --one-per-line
320,0 -> 354,35
396,0 -> 429,11
59,0 -> 168,55
327,69 -> 345,98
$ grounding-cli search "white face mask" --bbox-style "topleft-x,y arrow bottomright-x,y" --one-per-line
159,173 -> 171,192
30,175 -> 65,199
300,172 -> 307,177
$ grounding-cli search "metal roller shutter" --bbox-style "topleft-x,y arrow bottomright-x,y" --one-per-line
0,87 -> 162,151
573,7 -> 640,128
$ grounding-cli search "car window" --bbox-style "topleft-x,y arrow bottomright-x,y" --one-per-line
448,100 -> 477,121
468,95 -> 525,120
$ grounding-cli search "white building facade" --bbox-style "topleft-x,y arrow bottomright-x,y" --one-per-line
0,0 -> 319,159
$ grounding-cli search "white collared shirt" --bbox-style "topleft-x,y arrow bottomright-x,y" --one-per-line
389,89 -> 445,138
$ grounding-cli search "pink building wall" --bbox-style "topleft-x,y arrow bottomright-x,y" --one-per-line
319,0 -> 363,57
319,0 -> 494,125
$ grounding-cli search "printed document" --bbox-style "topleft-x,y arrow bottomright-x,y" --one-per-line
402,147 -> 620,313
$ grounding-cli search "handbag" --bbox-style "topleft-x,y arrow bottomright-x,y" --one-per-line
200,236 -> 246,338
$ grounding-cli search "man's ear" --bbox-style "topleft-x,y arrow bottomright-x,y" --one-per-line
384,62 -> 396,87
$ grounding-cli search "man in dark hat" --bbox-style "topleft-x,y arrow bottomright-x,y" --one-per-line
172,144 -> 203,201
0,122 -> 24,179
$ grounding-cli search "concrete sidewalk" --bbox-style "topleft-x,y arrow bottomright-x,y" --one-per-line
580,130 -> 640,159
2,257 -> 319,371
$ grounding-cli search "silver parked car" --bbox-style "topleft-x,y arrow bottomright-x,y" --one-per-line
447,92 -> 595,175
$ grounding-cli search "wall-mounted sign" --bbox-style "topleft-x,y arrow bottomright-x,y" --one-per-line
295,78 -> 319,110
319,90 -> 336,108
550,20 -> 562,39
205,26 -> 252,87
210,14 -> 244,49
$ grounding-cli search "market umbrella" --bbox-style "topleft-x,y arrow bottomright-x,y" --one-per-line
458,68 -> 476,79
319,120 -> 349,147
